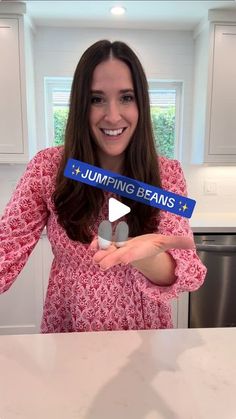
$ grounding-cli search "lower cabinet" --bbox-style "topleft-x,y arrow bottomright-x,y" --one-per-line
41,235 -> 53,300
171,299 -> 178,328
0,236 -> 188,334
175,292 -> 189,328
0,238 -> 44,335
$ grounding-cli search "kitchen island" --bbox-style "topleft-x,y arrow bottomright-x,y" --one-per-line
0,327 -> 235,419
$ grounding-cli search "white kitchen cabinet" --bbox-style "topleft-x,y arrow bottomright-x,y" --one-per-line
41,234 -> 53,299
0,238 -> 44,335
205,23 -> 236,163
171,299 -> 178,328
0,14 -> 28,163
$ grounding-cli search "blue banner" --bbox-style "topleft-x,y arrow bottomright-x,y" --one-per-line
64,159 -> 196,218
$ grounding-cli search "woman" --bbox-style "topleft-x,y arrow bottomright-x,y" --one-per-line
0,40 -> 206,333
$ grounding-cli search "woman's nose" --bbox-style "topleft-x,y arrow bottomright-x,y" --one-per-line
104,101 -> 122,124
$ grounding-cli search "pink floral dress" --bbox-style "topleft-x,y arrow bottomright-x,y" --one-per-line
0,147 -> 206,333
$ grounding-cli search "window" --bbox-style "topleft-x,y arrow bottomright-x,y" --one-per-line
149,81 -> 182,159
44,78 -> 71,148
44,77 -> 182,158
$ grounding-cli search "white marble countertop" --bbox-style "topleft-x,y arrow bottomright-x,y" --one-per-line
0,328 -> 235,419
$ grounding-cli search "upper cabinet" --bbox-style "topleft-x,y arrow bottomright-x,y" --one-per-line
0,17 -> 27,160
0,2 -> 30,163
192,11 -> 236,164
205,23 -> 236,163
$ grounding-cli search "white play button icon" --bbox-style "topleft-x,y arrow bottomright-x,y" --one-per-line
108,198 -> 131,222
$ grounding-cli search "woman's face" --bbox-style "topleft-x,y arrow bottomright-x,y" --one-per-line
89,58 -> 139,167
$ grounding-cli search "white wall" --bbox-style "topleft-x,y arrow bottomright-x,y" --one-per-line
0,165 -> 25,215
184,164 -> 236,218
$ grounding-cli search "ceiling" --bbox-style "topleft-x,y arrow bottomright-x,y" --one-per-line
7,1 -> 236,30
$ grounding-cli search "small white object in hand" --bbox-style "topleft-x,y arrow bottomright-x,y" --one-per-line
97,220 -> 129,249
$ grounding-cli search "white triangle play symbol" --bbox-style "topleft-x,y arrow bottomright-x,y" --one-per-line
108,198 -> 131,222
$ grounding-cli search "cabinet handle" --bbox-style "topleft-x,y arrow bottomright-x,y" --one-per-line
197,243 -> 236,252
222,32 -> 236,36
0,26 -> 11,29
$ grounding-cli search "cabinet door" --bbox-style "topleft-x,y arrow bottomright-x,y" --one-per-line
41,234 -> 53,299
205,24 -> 236,163
170,299 -> 177,328
0,239 -> 44,335
170,293 -> 189,329
0,18 -> 24,154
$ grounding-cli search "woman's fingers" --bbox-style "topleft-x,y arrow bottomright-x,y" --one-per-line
90,233 -> 195,271
96,246 -> 130,270
93,244 -> 117,264
89,237 -> 99,251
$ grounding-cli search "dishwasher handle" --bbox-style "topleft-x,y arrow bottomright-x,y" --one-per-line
196,243 -> 236,252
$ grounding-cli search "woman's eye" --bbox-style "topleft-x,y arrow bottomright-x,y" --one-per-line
121,94 -> 135,103
91,96 -> 104,105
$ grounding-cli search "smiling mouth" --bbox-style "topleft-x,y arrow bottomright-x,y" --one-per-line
100,128 -> 127,137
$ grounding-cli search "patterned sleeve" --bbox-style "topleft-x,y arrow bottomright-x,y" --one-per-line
130,158 -> 207,302
0,150 -> 49,293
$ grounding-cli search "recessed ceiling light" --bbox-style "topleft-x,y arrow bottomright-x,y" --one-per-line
110,6 -> 126,16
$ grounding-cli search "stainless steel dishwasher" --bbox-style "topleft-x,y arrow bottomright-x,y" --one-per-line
189,234 -> 236,328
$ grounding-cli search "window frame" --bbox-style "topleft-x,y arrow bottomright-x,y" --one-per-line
148,80 -> 182,159
44,77 -> 72,148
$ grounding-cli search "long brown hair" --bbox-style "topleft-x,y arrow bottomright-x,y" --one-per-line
53,40 -> 162,243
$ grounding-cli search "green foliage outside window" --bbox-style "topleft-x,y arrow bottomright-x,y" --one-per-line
150,107 -> 175,159
53,107 -> 68,146
53,106 -> 175,158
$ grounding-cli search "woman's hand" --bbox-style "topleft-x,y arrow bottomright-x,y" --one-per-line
89,234 -> 194,271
